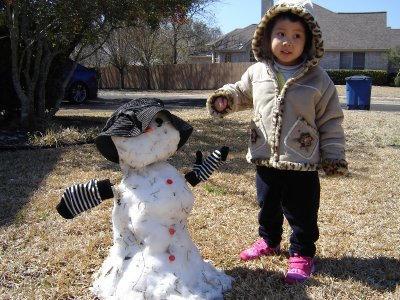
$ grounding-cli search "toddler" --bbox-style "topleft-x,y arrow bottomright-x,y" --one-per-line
207,0 -> 348,284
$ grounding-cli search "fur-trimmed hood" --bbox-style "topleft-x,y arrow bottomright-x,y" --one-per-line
252,0 -> 324,69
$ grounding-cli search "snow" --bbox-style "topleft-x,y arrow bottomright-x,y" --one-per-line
91,112 -> 233,299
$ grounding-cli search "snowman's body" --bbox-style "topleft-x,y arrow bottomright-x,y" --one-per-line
91,112 -> 232,299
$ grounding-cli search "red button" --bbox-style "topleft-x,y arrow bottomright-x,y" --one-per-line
169,255 -> 175,262
166,179 -> 173,185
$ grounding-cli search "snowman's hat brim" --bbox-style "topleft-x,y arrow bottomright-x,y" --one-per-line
95,98 -> 193,163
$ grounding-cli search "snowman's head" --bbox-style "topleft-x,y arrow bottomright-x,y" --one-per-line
95,98 -> 193,165
111,112 -> 180,168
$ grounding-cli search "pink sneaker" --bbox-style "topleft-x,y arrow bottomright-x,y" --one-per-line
284,254 -> 315,284
240,238 -> 280,261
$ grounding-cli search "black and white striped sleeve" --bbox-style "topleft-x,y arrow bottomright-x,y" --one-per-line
185,146 -> 229,187
56,179 -> 114,219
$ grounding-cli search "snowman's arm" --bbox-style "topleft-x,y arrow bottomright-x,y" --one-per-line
185,146 -> 229,187
56,179 -> 114,219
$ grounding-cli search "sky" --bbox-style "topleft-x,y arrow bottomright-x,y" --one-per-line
211,0 -> 400,34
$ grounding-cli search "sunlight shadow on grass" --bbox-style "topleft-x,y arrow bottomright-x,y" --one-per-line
0,148 -> 62,226
316,256 -> 399,292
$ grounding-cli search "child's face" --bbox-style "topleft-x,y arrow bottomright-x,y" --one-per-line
271,18 -> 306,66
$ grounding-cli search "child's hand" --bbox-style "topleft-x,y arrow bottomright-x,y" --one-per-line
213,97 -> 228,112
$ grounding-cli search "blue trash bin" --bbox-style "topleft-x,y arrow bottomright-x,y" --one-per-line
345,75 -> 372,110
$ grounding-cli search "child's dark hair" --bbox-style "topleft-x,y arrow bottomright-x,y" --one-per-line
265,12 -> 313,56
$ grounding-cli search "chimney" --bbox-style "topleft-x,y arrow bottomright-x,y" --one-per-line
261,0 -> 274,18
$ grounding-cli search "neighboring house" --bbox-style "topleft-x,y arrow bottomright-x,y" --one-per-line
207,3 -> 400,72
188,51 -> 213,64
315,5 -> 398,71
208,24 -> 258,64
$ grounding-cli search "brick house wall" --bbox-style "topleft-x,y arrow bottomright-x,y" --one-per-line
320,52 -> 340,69
365,52 -> 388,70
321,51 -> 388,70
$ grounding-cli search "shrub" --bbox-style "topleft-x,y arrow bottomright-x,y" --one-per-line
327,70 -> 388,86
395,74 -> 400,87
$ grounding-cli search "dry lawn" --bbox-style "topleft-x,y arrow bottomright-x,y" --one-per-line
0,105 -> 399,299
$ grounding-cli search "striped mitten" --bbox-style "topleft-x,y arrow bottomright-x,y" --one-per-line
185,146 -> 229,187
56,179 -> 114,219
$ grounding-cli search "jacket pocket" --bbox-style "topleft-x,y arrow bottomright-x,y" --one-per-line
248,113 -> 269,158
284,118 -> 319,160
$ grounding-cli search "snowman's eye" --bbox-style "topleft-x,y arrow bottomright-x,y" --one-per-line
155,118 -> 163,127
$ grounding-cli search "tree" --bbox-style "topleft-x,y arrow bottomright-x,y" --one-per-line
180,20 -> 222,63
128,25 -> 162,89
3,1 -> 111,125
1,0 -> 203,127
157,0 -> 219,64
388,46 -> 400,86
82,0 -> 220,90
388,46 -> 400,72
100,28 -> 136,89
157,19 -> 221,64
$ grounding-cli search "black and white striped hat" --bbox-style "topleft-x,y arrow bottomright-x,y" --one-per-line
95,98 -> 193,163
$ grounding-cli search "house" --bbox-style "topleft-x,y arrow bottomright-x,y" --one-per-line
208,1 -> 400,71
188,51 -> 213,64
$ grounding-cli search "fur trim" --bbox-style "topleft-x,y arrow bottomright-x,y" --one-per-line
249,157 -> 348,175
249,157 -> 319,171
206,90 -> 234,118
321,158 -> 349,177
276,0 -> 314,14
252,2 -> 324,66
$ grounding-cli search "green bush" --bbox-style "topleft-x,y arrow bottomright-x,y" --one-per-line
327,70 -> 388,86
387,73 -> 398,86
395,75 -> 400,87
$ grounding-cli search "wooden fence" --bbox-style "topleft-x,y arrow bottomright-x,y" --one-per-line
99,63 -> 254,90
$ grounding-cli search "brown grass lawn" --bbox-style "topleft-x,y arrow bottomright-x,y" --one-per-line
0,104 -> 399,299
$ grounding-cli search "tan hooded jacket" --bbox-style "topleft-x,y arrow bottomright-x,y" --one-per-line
207,0 -> 348,176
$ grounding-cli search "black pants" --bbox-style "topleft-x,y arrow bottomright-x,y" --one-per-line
256,166 -> 320,257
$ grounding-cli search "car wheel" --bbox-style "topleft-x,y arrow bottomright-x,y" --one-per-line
68,82 -> 88,104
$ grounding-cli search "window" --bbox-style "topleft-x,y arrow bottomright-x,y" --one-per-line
353,52 -> 365,70
224,53 -> 232,63
340,52 -> 365,70
340,52 -> 352,69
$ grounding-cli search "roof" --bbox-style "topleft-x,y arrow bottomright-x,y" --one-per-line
313,4 -> 391,50
210,4 -> 398,52
391,29 -> 400,48
209,24 -> 257,51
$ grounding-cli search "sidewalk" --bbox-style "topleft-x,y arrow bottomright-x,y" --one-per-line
338,96 -> 400,112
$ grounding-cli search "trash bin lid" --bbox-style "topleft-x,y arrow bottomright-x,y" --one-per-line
345,75 -> 372,80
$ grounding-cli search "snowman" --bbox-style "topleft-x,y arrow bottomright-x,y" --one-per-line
57,98 -> 233,299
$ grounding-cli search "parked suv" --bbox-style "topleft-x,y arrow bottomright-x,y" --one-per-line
65,63 -> 99,104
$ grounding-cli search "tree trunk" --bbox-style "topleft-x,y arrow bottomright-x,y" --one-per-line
8,7 -> 32,126
7,2 -> 43,126
49,60 -> 78,117
172,30 -> 178,64
145,66 -> 151,90
118,68 -> 125,89
36,43 -> 55,119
